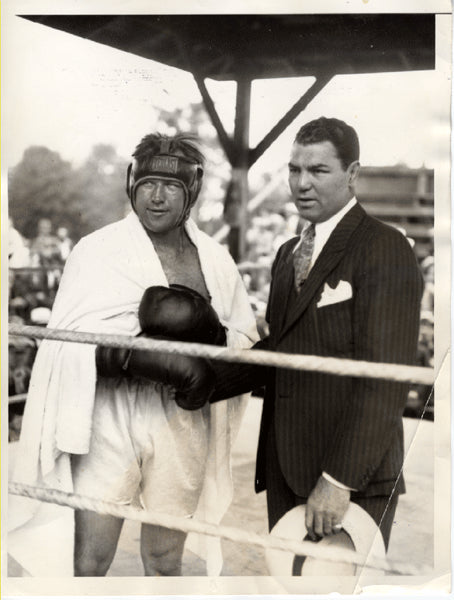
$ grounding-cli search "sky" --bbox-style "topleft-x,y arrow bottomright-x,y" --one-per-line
3,13 -> 451,177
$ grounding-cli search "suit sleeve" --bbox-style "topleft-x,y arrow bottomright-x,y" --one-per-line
210,337 -> 270,402
210,245 -> 286,403
322,229 -> 423,491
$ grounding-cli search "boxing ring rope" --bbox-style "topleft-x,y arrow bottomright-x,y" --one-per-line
9,323 -> 434,385
8,482 -> 429,576
9,393 -> 28,404
8,322 -> 434,575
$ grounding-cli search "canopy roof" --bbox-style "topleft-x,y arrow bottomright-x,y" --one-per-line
22,13 -> 436,260
23,14 -> 435,81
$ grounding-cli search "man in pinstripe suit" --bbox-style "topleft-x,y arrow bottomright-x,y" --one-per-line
213,117 -> 423,550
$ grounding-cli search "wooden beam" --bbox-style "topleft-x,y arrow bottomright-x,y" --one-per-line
249,73 -> 333,166
226,76 -> 252,261
193,74 -> 234,164
232,77 -> 252,168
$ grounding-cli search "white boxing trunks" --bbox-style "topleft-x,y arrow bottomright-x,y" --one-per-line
71,376 -> 210,517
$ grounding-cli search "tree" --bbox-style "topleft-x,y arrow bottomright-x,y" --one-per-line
8,144 -> 130,243
74,144 -> 129,237
8,146 -> 83,240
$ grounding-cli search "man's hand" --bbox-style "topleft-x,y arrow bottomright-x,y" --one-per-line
305,476 -> 350,540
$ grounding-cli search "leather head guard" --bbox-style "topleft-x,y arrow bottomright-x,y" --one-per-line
126,139 -> 204,225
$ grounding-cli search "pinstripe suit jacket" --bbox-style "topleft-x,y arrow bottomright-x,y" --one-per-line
254,203 -> 423,499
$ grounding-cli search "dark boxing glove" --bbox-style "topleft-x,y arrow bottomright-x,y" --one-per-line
95,339 -> 215,410
127,342 -> 215,410
139,284 -> 226,346
96,345 -> 131,378
137,285 -> 224,409
96,285 -> 224,410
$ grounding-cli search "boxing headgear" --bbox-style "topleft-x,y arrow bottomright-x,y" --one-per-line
126,139 -> 204,226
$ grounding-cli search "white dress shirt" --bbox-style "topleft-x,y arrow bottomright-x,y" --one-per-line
294,196 -> 357,270
294,196 -> 358,492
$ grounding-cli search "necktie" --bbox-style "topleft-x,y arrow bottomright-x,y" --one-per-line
293,223 -> 315,291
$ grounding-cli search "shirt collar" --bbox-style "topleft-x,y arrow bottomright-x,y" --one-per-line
294,197 -> 357,253
312,196 -> 357,238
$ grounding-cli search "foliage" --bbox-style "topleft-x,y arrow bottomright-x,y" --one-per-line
9,146 -> 82,239
73,144 -> 129,236
9,145 -> 129,241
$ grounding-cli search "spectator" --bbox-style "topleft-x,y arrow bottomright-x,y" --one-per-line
56,226 -> 74,262
420,255 -> 434,317
30,218 -> 62,268
30,218 -> 62,291
8,218 -> 30,268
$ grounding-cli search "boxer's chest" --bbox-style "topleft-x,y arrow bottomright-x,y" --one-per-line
154,243 -> 210,301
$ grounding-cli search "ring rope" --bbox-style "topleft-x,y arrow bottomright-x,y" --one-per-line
9,323 -> 434,385
8,482 -> 428,576
8,393 -> 28,404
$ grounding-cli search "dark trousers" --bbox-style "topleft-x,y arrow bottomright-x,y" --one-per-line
265,424 -> 398,550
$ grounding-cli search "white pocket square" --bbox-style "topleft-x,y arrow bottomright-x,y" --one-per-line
317,280 -> 353,308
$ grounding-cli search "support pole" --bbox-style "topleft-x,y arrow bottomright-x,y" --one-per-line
193,71 -> 333,261
249,74 -> 333,166
193,74 -> 234,164
224,76 -> 252,261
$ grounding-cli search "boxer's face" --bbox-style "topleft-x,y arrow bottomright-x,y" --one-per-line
134,178 -> 186,234
288,141 -> 359,223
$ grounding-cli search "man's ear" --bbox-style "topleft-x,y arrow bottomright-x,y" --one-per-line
347,161 -> 360,185
126,163 -> 133,199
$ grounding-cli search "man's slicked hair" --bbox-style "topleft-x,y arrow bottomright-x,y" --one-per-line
294,117 -> 360,170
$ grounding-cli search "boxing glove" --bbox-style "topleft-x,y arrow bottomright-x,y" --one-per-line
127,342 -> 215,410
96,345 -> 131,378
139,284 -> 226,346
96,339 -> 215,410
96,284 -> 224,409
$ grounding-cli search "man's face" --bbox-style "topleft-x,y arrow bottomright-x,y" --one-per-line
134,178 -> 186,234
288,141 -> 359,224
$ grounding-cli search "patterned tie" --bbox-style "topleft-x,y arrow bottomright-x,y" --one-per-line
293,223 -> 316,291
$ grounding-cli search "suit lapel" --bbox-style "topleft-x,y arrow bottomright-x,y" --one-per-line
271,237 -> 299,337
278,203 -> 367,342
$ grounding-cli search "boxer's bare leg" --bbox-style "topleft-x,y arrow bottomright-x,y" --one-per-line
140,524 -> 187,576
74,510 -> 124,576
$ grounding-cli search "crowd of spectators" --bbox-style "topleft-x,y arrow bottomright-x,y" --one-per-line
8,218 -> 74,439
9,217 -> 73,321
8,209 -> 434,439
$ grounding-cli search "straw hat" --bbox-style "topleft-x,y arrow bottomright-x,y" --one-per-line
266,502 -> 386,577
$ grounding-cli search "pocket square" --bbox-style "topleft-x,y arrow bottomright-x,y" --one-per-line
317,280 -> 353,308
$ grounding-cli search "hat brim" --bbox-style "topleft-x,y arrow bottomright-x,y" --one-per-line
266,502 -> 386,577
